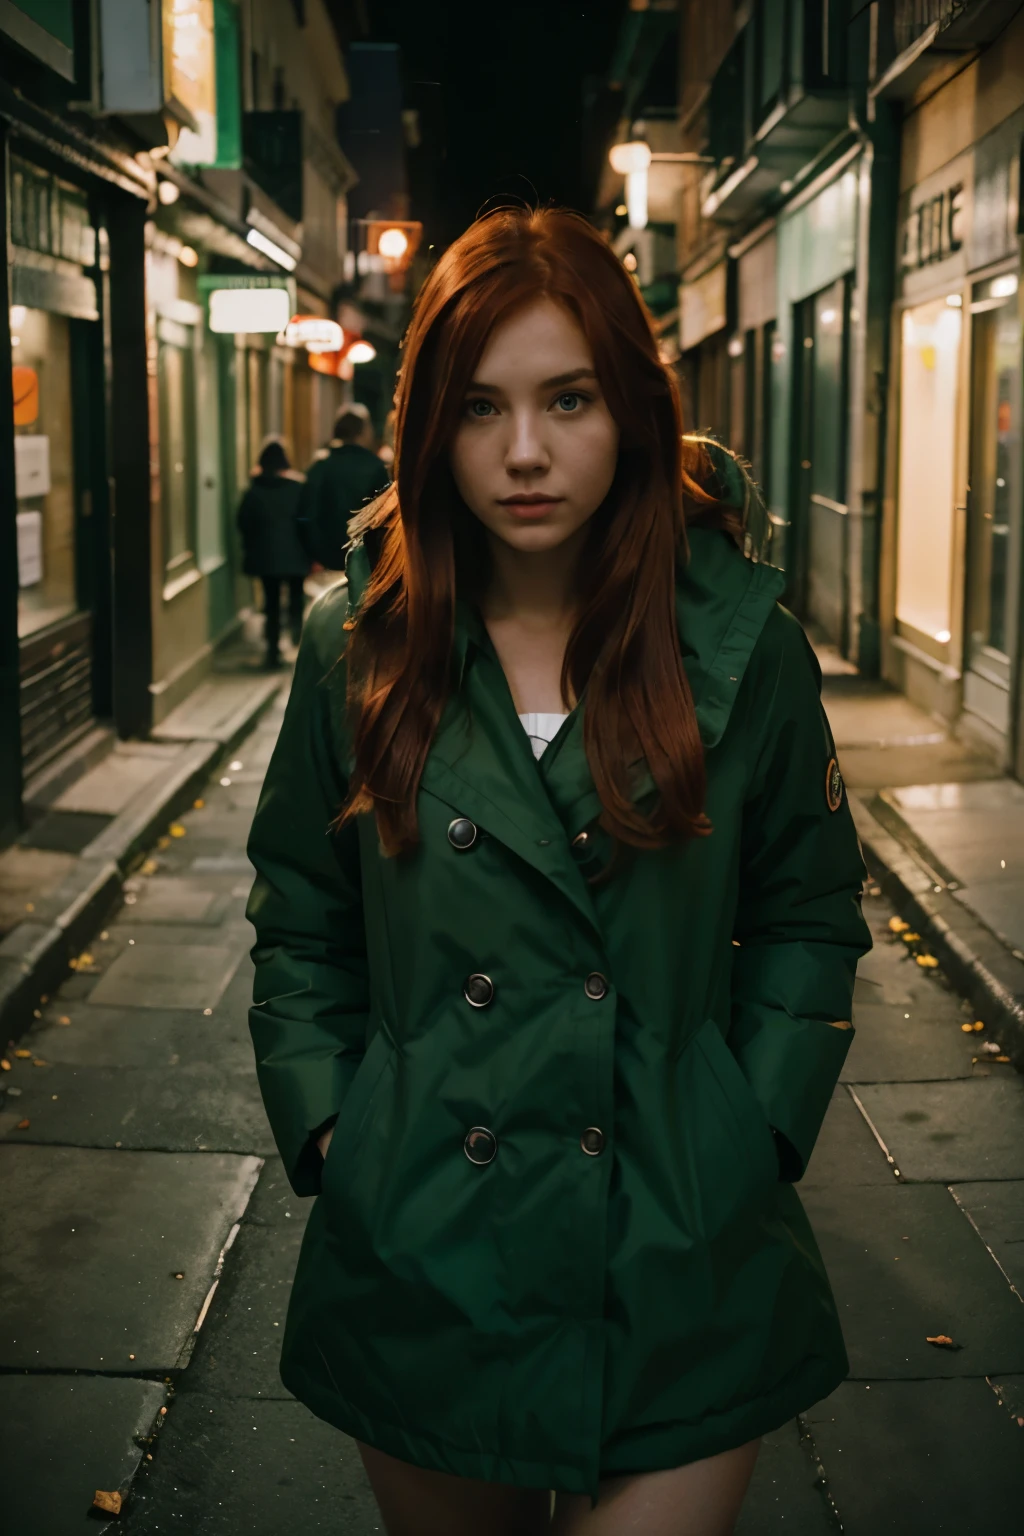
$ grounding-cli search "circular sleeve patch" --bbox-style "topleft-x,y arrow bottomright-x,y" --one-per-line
826,756 -> 844,813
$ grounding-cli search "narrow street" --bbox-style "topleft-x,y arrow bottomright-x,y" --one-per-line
0,665 -> 1022,1535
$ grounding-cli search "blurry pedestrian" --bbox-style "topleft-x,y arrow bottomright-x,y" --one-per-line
298,403 -> 391,571
237,438 -> 309,670
247,208 -> 870,1535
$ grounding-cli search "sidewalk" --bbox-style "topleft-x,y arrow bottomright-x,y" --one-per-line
0,659 -> 1022,1533
0,639 -> 285,1046
819,655 -> 1024,1067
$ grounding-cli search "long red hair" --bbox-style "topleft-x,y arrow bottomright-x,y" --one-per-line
342,206 -> 727,856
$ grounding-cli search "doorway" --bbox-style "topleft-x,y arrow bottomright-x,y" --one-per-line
793,277 -> 850,648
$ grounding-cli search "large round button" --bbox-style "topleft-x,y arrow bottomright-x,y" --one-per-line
584,972 -> 608,1000
447,817 -> 478,850
571,829 -> 590,858
464,1126 -> 497,1165
580,1127 -> 605,1156
463,973 -> 494,1008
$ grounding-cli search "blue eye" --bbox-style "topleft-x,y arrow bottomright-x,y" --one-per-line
466,398 -> 495,418
555,392 -> 583,412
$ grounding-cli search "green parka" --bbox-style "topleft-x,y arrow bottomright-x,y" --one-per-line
246,453 -> 871,1497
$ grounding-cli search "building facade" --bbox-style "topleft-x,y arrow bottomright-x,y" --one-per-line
0,0 -> 388,850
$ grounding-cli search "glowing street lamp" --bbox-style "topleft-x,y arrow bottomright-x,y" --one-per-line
378,227 -> 409,260
347,340 -> 377,365
609,141 -> 651,231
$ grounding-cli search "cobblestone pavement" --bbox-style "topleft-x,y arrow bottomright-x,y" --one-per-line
1,681 -> 1023,1535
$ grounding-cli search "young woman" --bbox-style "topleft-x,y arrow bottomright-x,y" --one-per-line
246,208 -> 871,1536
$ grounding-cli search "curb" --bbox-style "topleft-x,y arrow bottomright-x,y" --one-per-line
0,678 -> 283,1044
850,792 -> 1024,1071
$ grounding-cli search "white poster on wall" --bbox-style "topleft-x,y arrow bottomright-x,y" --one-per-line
14,435 -> 51,499
16,510 -> 43,588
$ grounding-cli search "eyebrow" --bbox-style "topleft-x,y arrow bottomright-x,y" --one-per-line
467,368 -> 599,394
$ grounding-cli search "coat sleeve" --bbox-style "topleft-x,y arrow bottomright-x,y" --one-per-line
729,606 -> 871,1182
245,582 -> 369,1196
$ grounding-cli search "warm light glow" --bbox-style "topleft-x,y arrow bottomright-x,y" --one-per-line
177,245 -> 199,267
819,307 -> 837,326
615,203 -> 628,217
780,178 -> 795,194
378,227 -> 409,260
609,140 -> 652,175
626,167 -> 648,230
347,340 -> 376,364
623,253 -> 637,272
945,293 -> 962,308
727,335 -> 744,358
208,287 -> 292,334
157,179 -> 180,206
284,316 -> 343,352
990,274 -> 1018,299
934,629 -> 951,643
246,227 -> 297,271
10,305 -> 26,330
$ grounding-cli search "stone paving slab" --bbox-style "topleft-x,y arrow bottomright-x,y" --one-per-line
0,1146 -> 261,1370
123,1397 -> 380,1536
801,1182 -> 1024,1378
802,1378 -> 1024,1533
798,1089 -> 896,1189
0,1063 -> 274,1153
954,876 -> 1024,954
948,1181 -> 1024,1297
88,941 -> 243,1010
25,1002 -> 255,1071
182,1201 -> 308,1400
0,1375 -> 168,1536
842,1000 -> 977,1082
735,1420 -> 833,1535
851,1076 -> 1024,1181
119,878 -> 233,926
53,745 -> 184,815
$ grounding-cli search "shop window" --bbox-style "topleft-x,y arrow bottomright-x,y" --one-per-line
895,297 -> 962,647
13,306 -> 77,638
157,320 -> 198,582
966,270 -> 1020,674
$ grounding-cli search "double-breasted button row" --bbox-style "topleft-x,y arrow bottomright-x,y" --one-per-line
463,1126 -> 604,1164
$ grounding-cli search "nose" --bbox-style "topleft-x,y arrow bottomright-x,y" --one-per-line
504,408 -> 550,477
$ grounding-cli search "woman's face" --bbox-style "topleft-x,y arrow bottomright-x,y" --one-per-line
449,298 -> 620,557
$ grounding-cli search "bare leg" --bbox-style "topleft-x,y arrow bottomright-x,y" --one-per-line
551,1439 -> 761,1536
357,1441 -> 552,1536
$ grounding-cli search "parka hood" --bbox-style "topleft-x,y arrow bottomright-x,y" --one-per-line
343,440 -> 784,751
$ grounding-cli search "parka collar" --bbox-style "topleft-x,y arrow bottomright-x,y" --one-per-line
343,526 -> 785,755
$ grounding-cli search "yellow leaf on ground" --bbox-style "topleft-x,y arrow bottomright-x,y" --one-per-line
58,1016 -> 71,1026
995,1055 -> 1011,1064
140,859 -> 158,876
14,1049 -> 30,1059
169,824 -> 186,838
156,836 -> 170,850
92,1490 -> 122,1515
900,933 -> 921,943
193,798 -> 205,809
78,953 -> 94,966
972,1021 -> 985,1031
888,917 -> 910,933
925,1333 -> 962,1349
32,1059 -> 47,1067
961,1023 -> 974,1033
0,1059 -> 10,1070
15,1119 -> 29,1130
915,954 -> 939,968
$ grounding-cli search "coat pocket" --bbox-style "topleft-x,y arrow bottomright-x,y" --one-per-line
694,1017 -> 778,1185
320,1027 -> 394,1194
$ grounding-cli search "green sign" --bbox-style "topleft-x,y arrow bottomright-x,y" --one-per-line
213,0 -> 242,169
0,0 -> 75,78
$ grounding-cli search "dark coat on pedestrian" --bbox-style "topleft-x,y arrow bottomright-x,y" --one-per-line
237,473 -> 310,579
245,443 -> 872,1497
298,442 -> 390,570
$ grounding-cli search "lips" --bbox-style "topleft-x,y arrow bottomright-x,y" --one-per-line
499,495 -> 564,520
